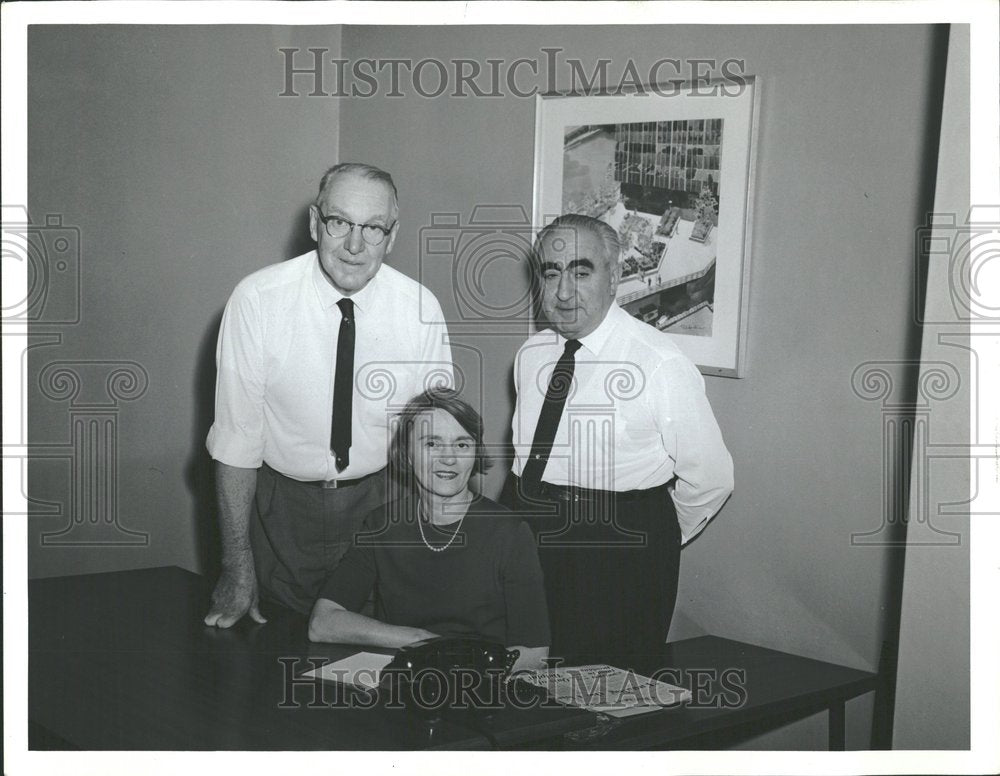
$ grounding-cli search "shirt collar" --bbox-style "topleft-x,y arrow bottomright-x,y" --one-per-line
558,302 -> 624,356
310,251 -> 379,313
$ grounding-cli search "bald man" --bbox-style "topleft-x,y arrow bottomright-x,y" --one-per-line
502,213 -> 733,665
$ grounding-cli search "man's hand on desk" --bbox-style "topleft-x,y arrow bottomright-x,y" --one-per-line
203,554 -> 267,628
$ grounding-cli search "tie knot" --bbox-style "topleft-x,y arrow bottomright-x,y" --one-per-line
564,339 -> 582,356
337,298 -> 354,321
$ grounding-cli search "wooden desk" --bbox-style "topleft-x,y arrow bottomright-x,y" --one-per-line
514,636 -> 880,750
28,566 -> 591,750
29,567 -> 878,750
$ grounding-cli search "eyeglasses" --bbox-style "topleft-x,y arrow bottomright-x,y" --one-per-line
315,210 -> 396,246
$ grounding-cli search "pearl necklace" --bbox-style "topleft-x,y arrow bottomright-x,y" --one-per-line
417,501 -> 467,552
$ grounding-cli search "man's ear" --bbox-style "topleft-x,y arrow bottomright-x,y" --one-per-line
609,256 -> 623,295
308,204 -> 320,244
385,220 -> 400,254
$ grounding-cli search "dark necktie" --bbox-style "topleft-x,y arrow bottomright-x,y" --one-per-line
521,338 -> 583,490
331,298 -> 355,472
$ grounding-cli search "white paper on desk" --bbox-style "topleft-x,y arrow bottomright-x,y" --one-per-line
515,664 -> 691,718
301,652 -> 394,690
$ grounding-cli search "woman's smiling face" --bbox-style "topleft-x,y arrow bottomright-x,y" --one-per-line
408,408 -> 477,499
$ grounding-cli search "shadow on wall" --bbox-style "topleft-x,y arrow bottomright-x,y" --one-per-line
188,206 -> 315,574
186,308 -> 223,575
284,204 -> 316,261
491,249 -> 537,495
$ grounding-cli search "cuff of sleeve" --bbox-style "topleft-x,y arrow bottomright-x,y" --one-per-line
677,515 -> 710,546
673,480 -> 734,545
206,425 -> 265,469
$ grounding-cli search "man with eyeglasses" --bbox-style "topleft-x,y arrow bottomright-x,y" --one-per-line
204,162 -> 453,627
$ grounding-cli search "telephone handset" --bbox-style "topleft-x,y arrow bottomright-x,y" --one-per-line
384,635 -> 519,675
380,636 -> 519,712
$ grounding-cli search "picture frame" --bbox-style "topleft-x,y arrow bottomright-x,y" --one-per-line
532,77 -> 760,377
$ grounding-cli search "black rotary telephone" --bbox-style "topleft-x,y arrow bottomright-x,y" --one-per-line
380,636 -> 520,714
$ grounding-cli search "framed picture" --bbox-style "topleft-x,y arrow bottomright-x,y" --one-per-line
532,77 -> 760,377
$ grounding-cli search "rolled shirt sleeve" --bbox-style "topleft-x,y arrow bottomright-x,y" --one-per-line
206,282 -> 267,468
656,355 -> 734,544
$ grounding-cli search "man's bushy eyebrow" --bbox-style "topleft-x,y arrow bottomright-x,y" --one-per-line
321,205 -> 391,225
540,259 -> 596,271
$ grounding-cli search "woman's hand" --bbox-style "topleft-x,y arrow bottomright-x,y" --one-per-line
308,598 -> 438,648
407,628 -> 439,643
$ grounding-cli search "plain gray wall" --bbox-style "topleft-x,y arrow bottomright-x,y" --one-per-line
27,25 -> 342,576
24,23 -> 967,750
337,24 -> 952,749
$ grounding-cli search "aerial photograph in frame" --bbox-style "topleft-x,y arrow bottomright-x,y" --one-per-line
561,118 -> 723,338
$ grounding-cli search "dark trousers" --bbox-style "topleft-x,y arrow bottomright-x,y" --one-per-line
500,475 -> 681,667
250,464 -> 389,615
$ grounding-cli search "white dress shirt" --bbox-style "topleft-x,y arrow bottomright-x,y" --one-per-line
511,302 -> 733,543
207,251 -> 453,481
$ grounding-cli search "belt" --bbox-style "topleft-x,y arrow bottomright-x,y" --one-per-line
523,477 -> 670,505
265,464 -> 381,490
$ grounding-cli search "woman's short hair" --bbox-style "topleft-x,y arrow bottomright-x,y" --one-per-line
388,387 -> 493,485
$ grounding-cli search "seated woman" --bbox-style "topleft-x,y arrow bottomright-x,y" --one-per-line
309,387 -> 550,672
